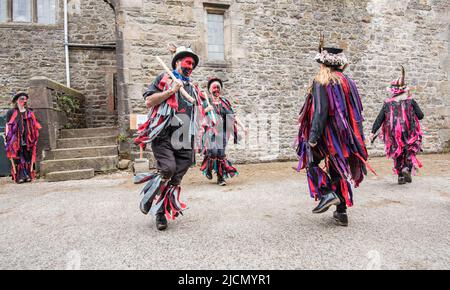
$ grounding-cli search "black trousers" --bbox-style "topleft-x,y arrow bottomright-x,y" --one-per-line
206,148 -> 226,158
309,149 -> 347,213
151,134 -> 193,187
13,146 -> 33,182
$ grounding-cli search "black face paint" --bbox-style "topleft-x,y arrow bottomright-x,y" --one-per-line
181,67 -> 192,77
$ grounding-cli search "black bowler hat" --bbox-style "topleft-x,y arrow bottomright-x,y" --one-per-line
12,92 -> 29,103
207,77 -> 223,91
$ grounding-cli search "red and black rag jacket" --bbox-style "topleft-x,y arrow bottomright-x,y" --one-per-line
5,108 -> 42,169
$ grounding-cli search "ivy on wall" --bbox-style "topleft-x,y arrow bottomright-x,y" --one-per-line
56,93 -> 82,129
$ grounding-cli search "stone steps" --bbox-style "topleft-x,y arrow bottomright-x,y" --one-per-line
57,135 -> 117,149
41,126 -> 120,182
44,145 -> 118,160
40,156 -> 119,176
60,127 -> 118,138
46,169 -> 95,182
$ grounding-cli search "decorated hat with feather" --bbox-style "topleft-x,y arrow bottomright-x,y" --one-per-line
314,33 -> 348,68
390,65 -> 407,89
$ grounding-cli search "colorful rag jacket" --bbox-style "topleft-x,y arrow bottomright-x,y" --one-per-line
371,90 -> 424,174
200,96 -> 238,154
199,96 -> 239,179
296,72 -> 373,206
5,108 -> 42,180
134,71 -> 207,151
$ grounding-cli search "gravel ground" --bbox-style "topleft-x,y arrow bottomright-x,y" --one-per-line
0,154 -> 449,270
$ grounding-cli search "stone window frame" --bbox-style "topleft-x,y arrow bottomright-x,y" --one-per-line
0,0 -> 60,27
202,2 -> 231,68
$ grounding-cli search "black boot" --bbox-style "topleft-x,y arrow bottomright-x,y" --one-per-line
333,210 -> 349,227
155,213 -> 168,231
205,171 -> 213,180
217,176 -> 227,186
312,192 -> 341,214
398,175 -> 406,185
402,167 -> 412,183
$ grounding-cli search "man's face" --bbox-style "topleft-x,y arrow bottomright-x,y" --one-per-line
17,96 -> 27,107
210,82 -> 221,97
178,57 -> 195,77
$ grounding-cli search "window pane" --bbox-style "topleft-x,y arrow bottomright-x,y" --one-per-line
207,13 -> 225,61
37,0 -> 56,24
0,0 -> 7,23
13,0 -> 32,22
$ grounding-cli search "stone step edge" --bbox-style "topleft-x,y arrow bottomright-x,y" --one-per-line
60,127 -> 118,132
48,145 -> 118,152
45,169 -> 95,182
57,135 -> 118,141
41,155 -> 119,164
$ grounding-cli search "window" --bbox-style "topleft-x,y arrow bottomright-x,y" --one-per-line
37,0 -> 56,24
13,0 -> 31,22
207,12 -> 225,61
0,0 -> 7,23
0,0 -> 57,24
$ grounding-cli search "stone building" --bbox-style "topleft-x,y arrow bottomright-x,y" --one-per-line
1,0 -> 450,165
0,0 -> 117,127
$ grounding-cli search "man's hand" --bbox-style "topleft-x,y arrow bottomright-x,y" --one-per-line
145,96 -> 151,108
170,79 -> 183,94
205,106 -> 213,113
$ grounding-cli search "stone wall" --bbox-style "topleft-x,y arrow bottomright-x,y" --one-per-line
0,0 -> 117,128
115,0 -> 450,162
0,25 -> 65,109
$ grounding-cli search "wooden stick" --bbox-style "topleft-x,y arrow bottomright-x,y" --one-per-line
155,56 -> 195,104
10,158 -> 16,176
202,91 -> 217,124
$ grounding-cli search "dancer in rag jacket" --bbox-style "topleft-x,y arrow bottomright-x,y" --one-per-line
199,77 -> 247,186
4,92 -> 41,184
134,45 -> 208,231
370,66 -> 424,185
295,34 -> 374,227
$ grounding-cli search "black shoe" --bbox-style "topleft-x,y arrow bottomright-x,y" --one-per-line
333,211 -> 349,227
155,214 -> 168,231
206,171 -> 213,180
17,179 -> 25,184
402,168 -> 412,183
312,192 -> 341,214
398,176 -> 406,185
218,177 -> 227,186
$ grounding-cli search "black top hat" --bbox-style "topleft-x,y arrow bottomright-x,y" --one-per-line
171,46 -> 200,70
12,92 -> 29,103
322,47 -> 344,55
207,77 -> 223,91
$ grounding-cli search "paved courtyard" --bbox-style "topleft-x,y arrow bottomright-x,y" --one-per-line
0,154 -> 449,270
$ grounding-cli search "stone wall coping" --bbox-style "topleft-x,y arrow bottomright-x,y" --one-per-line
29,77 -> 84,98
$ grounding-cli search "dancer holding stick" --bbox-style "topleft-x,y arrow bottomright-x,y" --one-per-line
134,45 -> 208,231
